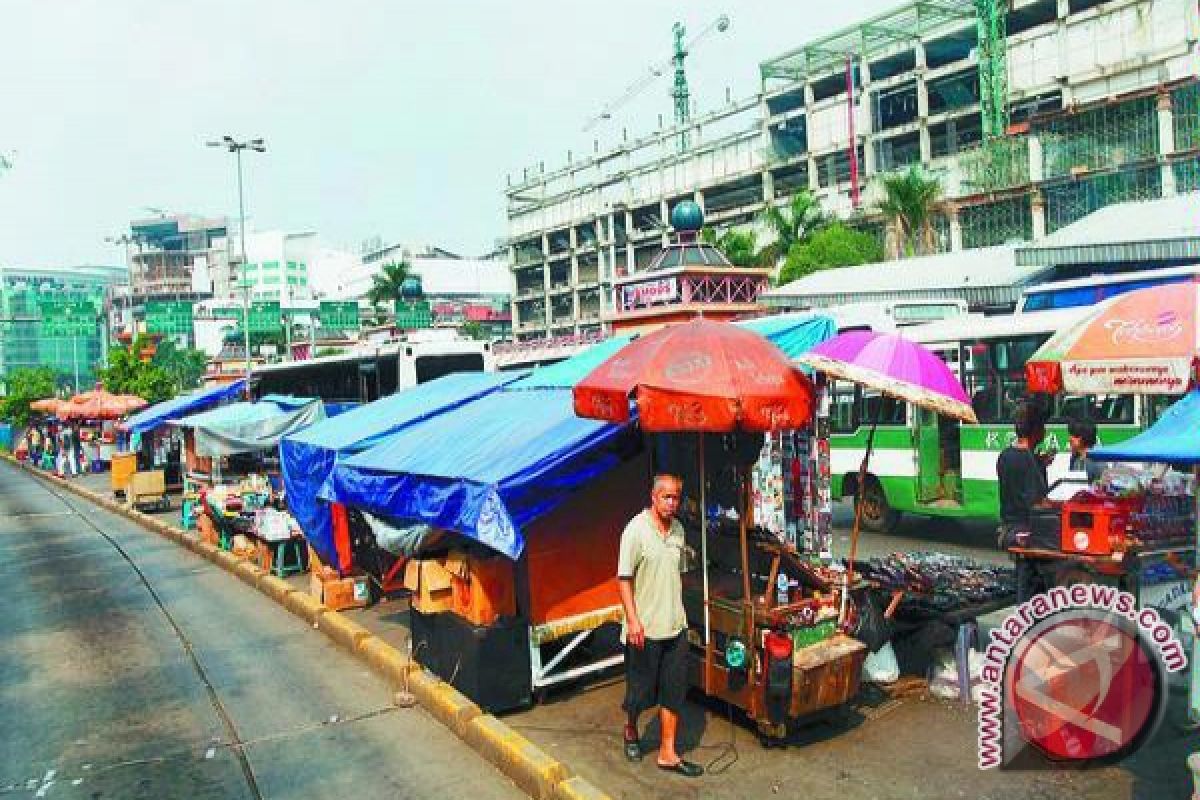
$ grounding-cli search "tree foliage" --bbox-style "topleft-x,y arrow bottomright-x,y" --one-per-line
758,190 -> 829,266
152,339 -> 208,394
779,224 -> 885,285
0,367 -> 56,426
366,260 -> 413,313
878,167 -> 943,258
459,321 -> 491,341
97,336 -> 175,404
700,226 -> 762,267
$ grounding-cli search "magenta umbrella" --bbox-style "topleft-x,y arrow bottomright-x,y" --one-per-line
796,331 -> 976,621
797,330 -> 976,424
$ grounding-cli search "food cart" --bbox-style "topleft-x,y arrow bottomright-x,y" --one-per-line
575,319 -> 866,743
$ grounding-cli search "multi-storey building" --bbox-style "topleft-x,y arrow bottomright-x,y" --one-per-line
506,0 -> 1200,340
128,213 -> 227,302
0,264 -> 127,390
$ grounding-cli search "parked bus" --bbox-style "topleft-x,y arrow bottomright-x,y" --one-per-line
828,307 -> 1152,530
1018,265 -> 1200,313
819,299 -> 968,333
251,336 -> 494,404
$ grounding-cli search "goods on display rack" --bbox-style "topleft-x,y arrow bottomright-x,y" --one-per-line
851,553 -> 1016,619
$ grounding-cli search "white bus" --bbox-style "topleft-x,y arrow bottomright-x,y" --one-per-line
251,336 -> 494,405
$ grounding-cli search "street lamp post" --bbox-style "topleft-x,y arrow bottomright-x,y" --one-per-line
207,135 -> 265,393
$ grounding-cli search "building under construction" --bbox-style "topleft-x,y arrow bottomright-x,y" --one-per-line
505,0 -> 1200,341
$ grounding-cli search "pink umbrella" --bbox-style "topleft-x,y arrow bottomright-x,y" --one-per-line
797,330 -> 976,423
796,331 -> 976,621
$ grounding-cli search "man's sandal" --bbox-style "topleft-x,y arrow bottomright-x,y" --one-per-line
657,760 -> 703,777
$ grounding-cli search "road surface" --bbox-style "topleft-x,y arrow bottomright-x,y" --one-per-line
0,461 -> 522,800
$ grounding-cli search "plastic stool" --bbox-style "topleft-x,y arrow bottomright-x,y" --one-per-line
271,539 -> 307,578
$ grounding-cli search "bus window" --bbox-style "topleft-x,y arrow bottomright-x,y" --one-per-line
962,335 -> 1049,424
860,392 -> 906,426
830,382 -> 859,433
1091,395 -> 1134,425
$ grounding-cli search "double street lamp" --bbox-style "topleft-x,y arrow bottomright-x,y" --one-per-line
206,135 -> 265,391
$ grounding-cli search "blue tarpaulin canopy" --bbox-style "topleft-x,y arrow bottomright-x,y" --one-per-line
173,395 -> 325,457
736,313 -> 838,364
508,337 -> 633,390
280,372 -> 523,568
121,380 -> 246,434
1093,389 -> 1200,464
329,389 -> 632,559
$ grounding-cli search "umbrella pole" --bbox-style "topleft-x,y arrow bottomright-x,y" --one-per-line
699,433 -> 713,693
1191,465 -> 1200,725
840,411 -> 881,626
739,462 -> 755,700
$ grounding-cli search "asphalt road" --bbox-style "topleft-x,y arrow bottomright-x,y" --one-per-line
0,461 -> 522,800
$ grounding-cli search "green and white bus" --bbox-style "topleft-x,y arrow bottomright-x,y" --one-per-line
828,307 -> 1151,530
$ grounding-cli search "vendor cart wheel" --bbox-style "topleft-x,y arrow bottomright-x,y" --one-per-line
857,480 -> 900,533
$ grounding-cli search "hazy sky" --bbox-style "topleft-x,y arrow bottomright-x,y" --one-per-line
1,1 -> 896,267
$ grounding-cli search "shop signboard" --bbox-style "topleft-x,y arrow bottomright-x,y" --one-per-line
620,276 -> 678,312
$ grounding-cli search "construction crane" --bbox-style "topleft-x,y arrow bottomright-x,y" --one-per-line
975,0 -> 1009,139
583,14 -> 731,153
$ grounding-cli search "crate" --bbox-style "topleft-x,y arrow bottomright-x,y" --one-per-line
315,574 -> 371,611
111,452 -> 137,496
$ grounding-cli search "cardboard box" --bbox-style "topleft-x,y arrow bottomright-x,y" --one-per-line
412,559 -> 456,614
321,574 -> 371,611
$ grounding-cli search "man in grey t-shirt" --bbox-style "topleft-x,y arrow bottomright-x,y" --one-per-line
617,473 -> 701,778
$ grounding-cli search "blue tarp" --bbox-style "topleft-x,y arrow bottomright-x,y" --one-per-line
508,337 -> 633,390
329,389 -> 632,559
279,372 -> 523,568
1093,389 -> 1200,464
122,380 -> 246,434
737,313 -> 838,363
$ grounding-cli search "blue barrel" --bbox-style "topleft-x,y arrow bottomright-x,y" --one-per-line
0,423 -> 13,452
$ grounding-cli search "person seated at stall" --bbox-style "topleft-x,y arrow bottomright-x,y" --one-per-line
996,401 -> 1052,601
1067,418 -> 1107,483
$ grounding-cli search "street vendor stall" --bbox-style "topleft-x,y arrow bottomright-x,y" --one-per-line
575,318 -> 866,743
1019,282 -> 1197,609
279,371 -> 521,581
174,395 -> 325,568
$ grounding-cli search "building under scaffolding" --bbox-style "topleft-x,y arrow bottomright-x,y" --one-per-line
506,0 -> 1200,340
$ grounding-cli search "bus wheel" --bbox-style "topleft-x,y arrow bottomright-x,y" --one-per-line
858,480 -> 900,533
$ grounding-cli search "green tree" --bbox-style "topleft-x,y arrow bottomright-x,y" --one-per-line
758,190 -> 829,266
459,321 -> 491,341
878,167 -> 943,258
778,223 -> 885,285
365,260 -> 412,316
700,226 -> 762,267
97,336 -> 175,404
152,339 -> 208,393
0,367 -> 56,426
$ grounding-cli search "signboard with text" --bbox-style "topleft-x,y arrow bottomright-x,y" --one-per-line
620,276 -> 678,312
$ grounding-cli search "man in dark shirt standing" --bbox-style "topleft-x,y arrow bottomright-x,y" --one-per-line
996,401 -> 1051,601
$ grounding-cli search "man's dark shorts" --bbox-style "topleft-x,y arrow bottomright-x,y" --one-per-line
623,630 -> 688,715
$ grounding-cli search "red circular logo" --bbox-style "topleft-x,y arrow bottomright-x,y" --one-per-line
1009,616 -> 1160,762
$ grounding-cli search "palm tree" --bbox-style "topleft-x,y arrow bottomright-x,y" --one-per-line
366,260 -> 412,318
758,190 -> 828,267
878,167 -> 943,258
700,226 -> 761,267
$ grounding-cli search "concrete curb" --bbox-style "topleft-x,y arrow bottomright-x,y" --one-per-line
1,454 -> 612,800
465,715 -> 571,800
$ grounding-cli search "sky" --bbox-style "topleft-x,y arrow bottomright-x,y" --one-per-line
1,0 -> 898,268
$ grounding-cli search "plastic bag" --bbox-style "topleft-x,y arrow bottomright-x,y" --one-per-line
863,642 -> 899,684
852,592 -> 893,653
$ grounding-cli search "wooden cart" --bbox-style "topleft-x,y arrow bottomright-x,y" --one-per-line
126,470 -> 171,512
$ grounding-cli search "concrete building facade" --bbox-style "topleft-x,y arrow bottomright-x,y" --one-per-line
505,0 -> 1200,341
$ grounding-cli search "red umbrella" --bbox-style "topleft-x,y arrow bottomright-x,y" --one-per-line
574,318 -> 816,697
573,318 -> 815,432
